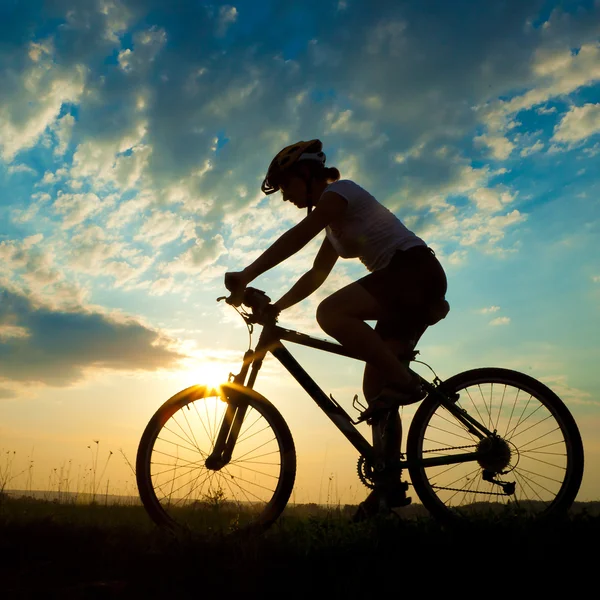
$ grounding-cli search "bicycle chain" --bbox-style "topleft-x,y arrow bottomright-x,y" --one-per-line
424,443 -> 515,497
430,485 -> 512,497
357,444 -> 478,489
359,444 -> 513,496
422,443 -> 478,454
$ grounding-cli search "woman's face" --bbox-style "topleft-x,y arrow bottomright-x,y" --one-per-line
279,173 -> 308,209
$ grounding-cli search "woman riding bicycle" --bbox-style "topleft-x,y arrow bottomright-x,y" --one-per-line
225,139 -> 448,512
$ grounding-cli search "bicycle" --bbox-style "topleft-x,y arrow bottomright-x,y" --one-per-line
136,287 -> 584,535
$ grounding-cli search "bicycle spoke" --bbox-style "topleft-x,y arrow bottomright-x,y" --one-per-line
513,469 -> 551,503
512,465 -> 564,487
193,400 -> 216,454
477,384 -> 491,431
156,463 -> 210,498
494,384 -> 507,432
152,458 -> 205,478
224,463 -> 280,481
508,394 -> 534,440
410,371 -> 582,522
233,436 -> 277,463
520,452 -> 566,471
503,387 -> 520,440
424,424 -> 477,444
517,426 -> 562,451
505,404 -> 546,441
230,448 -> 281,461
236,408 -> 264,442
236,423 -> 273,446
139,388 -> 294,535
221,465 -> 276,496
181,406 -> 202,454
171,413 -> 200,454
159,428 -> 204,456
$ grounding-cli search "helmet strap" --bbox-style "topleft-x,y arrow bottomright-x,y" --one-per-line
305,176 -> 314,216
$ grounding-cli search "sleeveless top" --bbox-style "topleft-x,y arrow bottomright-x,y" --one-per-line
323,180 -> 426,272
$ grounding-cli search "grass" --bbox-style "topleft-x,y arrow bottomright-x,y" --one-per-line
1,494 -> 599,598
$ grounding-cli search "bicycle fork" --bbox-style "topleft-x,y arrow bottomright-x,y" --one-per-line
204,401 -> 249,470
204,348 -> 257,471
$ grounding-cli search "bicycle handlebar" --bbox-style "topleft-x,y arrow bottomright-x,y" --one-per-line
218,287 -> 279,325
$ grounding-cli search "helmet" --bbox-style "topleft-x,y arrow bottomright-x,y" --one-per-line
261,139 -> 326,195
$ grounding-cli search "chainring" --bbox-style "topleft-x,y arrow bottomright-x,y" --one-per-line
357,456 -> 376,489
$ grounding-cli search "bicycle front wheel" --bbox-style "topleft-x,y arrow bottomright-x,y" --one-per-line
407,368 -> 584,523
136,384 -> 296,536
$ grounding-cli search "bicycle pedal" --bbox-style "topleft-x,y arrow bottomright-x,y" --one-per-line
357,403 -> 398,425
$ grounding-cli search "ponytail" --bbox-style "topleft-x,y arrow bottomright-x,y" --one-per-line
322,166 -> 341,184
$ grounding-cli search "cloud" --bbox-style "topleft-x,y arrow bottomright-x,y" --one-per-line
474,133 -> 515,160
480,306 -> 501,314
7,164 -> 37,176
552,103 -> 600,144
0,236 -> 90,310
471,187 -> 515,213
1,0 -> 599,299
216,5 -> 238,38
474,39 -> 600,157
117,26 -> 167,73
163,234 -> 228,275
539,374 -> 598,407
496,42 -> 600,118
520,139 -> 544,157
0,387 -> 17,399
101,257 -> 155,288
65,225 -> 126,271
0,287 -> 185,388
419,199 -> 527,255
325,108 -> 376,140
459,210 -> 526,248
0,324 -> 30,341
52,192 -> 113,229
0,38 -> 86,161
135,210 -> 196,248
52,113 -> 76,156
490,316 -> 511,326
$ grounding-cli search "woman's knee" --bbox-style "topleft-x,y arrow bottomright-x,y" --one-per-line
316,298 -> 335,329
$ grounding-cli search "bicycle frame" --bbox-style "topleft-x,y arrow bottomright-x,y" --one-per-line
208,319 -> 495,471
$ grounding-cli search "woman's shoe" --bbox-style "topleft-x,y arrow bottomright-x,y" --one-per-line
351,482 -> 412,522
357,379 -> 425,424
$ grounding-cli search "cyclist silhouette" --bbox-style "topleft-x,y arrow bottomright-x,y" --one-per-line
225,139 -> 448,517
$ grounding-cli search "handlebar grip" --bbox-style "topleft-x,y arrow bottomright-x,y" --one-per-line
228,289 -> 244,307
224,272 -> 245,306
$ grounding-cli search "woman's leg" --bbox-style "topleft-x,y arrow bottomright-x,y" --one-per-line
316,282 -> 416,389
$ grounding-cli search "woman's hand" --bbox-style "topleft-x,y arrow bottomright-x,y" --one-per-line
224,270 -> 251,306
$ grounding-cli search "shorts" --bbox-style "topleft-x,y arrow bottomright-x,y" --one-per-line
356,245 -> 447,342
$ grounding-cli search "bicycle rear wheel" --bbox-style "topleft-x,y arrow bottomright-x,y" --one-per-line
407,368 -> 584,523
136,384 -> 296,536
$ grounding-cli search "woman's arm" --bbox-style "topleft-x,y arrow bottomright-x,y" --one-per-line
274,236 -> 339,311
242,191 -> 346,282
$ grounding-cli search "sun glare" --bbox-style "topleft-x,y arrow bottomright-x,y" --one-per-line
190,361 -> 232,390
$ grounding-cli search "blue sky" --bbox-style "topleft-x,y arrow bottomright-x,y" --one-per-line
0,0 -> 599,502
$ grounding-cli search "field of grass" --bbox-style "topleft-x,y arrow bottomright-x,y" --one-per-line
1,494 -> 599,599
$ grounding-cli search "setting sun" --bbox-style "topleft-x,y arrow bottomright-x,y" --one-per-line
190,361 -> 230,389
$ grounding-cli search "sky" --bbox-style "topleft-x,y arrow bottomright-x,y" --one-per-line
0,0 -> 599,505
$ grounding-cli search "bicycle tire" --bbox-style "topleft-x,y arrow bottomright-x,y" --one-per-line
407,368 -> 584,523
136,383 -> 296,536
